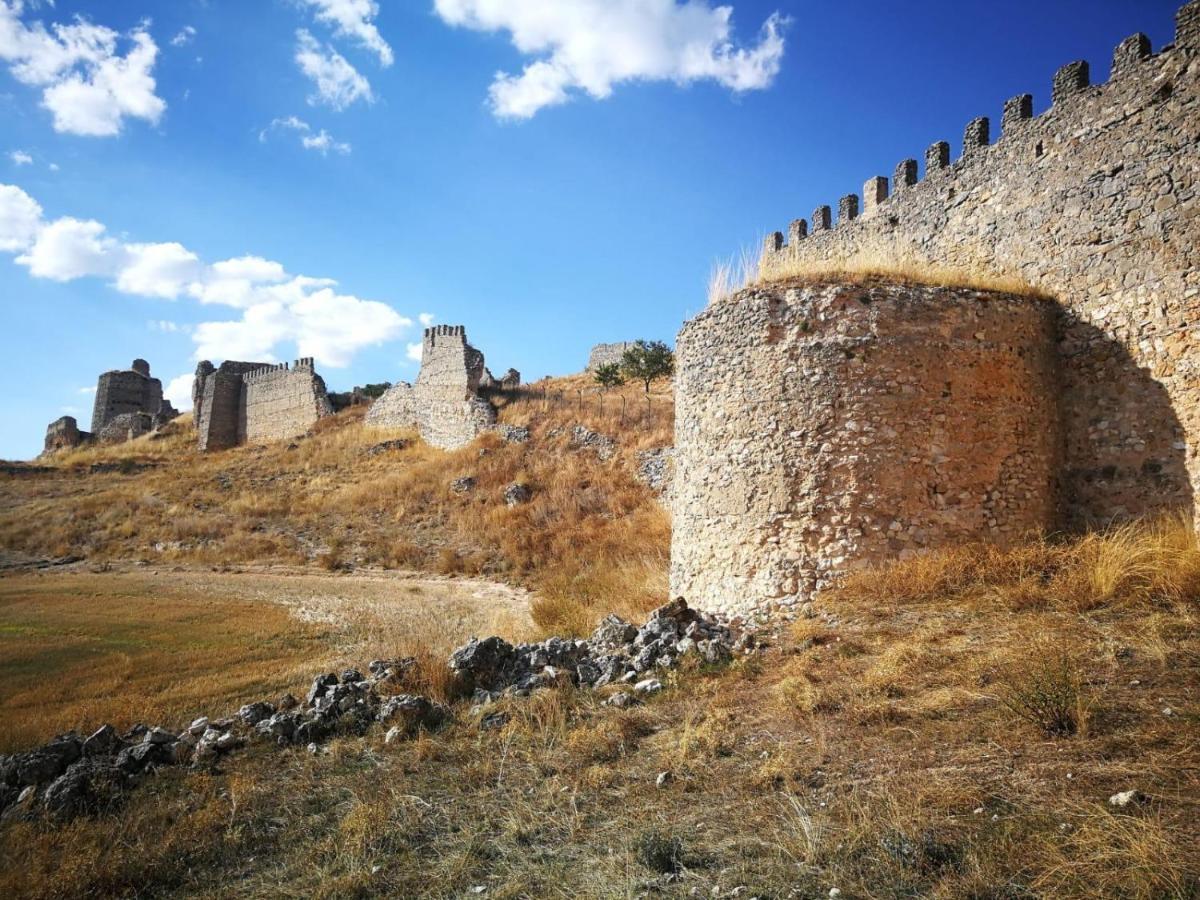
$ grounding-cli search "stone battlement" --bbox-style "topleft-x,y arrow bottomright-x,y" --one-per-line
241,359 -> 317,384
195,358 -> 332,451
366,325 -> 518,449
676,2 -> 1200,617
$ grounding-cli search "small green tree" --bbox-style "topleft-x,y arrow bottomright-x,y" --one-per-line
621,340 -> 675,395
593,362 -> 625,392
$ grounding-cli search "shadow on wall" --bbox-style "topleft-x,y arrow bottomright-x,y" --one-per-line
1057,313 -> 1193,529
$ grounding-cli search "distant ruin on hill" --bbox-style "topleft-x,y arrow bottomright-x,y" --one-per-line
193,358 -> 334,452
673,2 -> 1200,618
43,359 -> 180,455
585,342 -> 633,372
366,325 -> 520,449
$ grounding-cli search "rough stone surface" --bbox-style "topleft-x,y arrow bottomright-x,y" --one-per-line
366,326 -> 518,450
195,358 -> 332,451
586,342 -> 633,372
636,447 -> 675,499
91,360 -> 167,434
43,416 -> 88,454
754,10 -> 1199,548
673,283 -> 1064,617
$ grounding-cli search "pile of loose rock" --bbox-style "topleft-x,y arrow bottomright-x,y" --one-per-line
0,657 -> 443,823
451,598 -> 747,710
1,600 -> 746,824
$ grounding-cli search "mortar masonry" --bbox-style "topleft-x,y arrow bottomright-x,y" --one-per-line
674,3 -> 1200,618
366,326 -> 519,450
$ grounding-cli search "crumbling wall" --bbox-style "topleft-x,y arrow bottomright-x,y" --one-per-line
91,360 -> 165,433
672,282 -> 1065,618
586,342 -> 632,372
240,359 -> 334,445
42,417 -> 88,454
97,412 -> 154,445
756,2 -> 1200,527
366,326 -> 508,450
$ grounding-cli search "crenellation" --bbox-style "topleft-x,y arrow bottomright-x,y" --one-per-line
1052,60 -> 1090,104
1001,94 -> 1033,134
1177,0 -> 1200,46
811,205 -> 832,231
764,231 -> 784,254
195,357 -> 330,451
893,159 -> 918,192
697,1 -> 1200,618
366,324 -> 518,450
962,117 -> 990,155
862,176 -> 888,215
1112,33 -> 1152,75
788,218 -> 808,244
924,141 -> 950,173
837,194 -> 859,224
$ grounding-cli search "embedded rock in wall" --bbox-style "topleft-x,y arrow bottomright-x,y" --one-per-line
672,282 -> 1063,618
757,2 -> 1200,528
195,358 -> 332,452
366,325 -> 519,450
586,342 -> 632,372
97,412 -> 155,445
43,417 -> 88,455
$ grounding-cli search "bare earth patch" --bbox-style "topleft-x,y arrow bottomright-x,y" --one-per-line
0,564 -> 532,752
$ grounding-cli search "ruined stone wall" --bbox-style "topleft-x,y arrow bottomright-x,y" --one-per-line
91,362 -> 164,433
239,359 -> 334,445
758,2 -> 1199,527
43,417 -> 87,454
194,360 -> 268,452
366,326 -> 502,450
586,342 -> 632,372
672,283 -> 1062,617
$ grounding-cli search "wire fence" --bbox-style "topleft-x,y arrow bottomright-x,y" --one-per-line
505,385 -> 672,430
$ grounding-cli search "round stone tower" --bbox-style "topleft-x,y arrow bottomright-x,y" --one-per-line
131,359 -> 151,377
671,280 -> 1062,618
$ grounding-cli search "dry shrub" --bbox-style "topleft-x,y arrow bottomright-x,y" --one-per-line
565,710 -> 652,764
996,644 -> 1091,737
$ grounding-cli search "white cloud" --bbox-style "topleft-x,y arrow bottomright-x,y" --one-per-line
117,241 -> 202,299
0,182 -> 414,368
0,1 -> 167,136
78,385 -> 96,395
299,0 -> 391,66
295,29 -> 371,110
405,341 -> 422,362
16,215 -> 118,280
163,373 -> 194,411
418,311 -> 435,327
47,161 -> 58,171
261,115 -> 351,155
9,149 -> 32,164
149,319 -> 183,333
169,25 -> 196,48
0,182 -> 41,251
432,0 -> 787,119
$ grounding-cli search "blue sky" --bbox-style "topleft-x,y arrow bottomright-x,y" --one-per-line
0,0 -> 1183,459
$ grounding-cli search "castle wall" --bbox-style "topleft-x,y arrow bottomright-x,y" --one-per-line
239,359 -> 334,445
363,382 -> 417,430
672,283 -> 1062,618
197,368 -> 245,452
586,342 -> 632,372
91,364 -> 164,433
43,416 -> 87,454
758,4 -> 1199,526
366,326 -> 502,450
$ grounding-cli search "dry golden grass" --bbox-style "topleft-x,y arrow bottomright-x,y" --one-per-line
709,239 -> 1047,304
0,566 -> 531,752
1,375 -> 672,639
1,519 -> 1198,898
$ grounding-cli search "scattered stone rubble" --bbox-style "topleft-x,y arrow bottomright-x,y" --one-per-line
0,600 -> 744,824
569,425 -> 617,461
451,598 -> 746,712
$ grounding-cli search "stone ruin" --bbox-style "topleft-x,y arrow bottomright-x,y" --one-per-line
42,359 -> 179,455
193,358 -> 334,452
366,325 -> 521,450
586,341 -> 633,372
672,2 -> 1200,618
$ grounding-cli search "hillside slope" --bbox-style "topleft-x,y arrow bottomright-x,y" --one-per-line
1,376 -> 673,634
